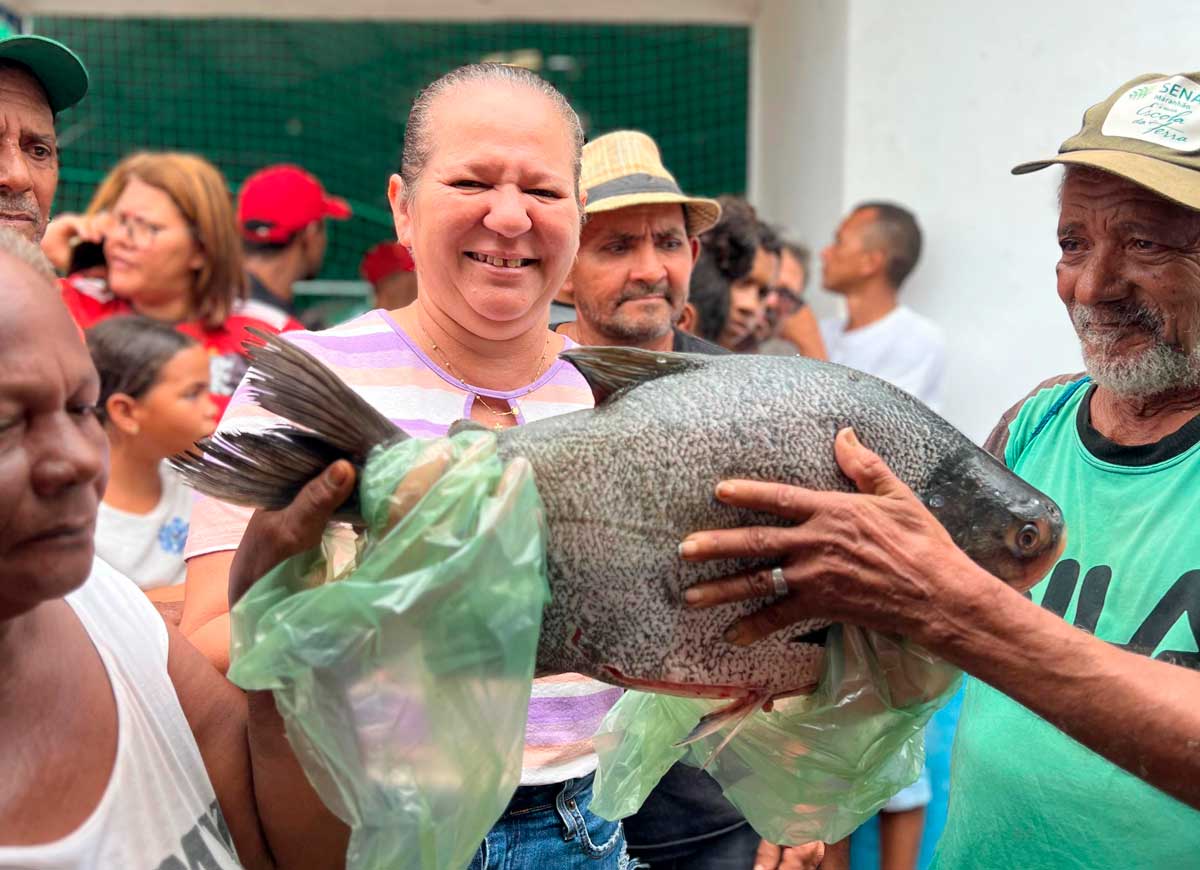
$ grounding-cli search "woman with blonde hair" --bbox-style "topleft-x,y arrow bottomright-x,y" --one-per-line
48,151 -> 302,413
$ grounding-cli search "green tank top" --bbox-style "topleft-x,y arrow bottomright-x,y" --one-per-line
932,378 -> 1200,869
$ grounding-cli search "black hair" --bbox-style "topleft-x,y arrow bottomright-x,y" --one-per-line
685,196 -> 760,342
700,196 -> 760,283
242,219 -> 323,257
853,201 -> 922,288
757,221 -> 783,256
242,236 -> 293,256
688,250 -> 732,343
86,316 -> 197,424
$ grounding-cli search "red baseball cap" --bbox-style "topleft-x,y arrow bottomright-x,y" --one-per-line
360,242 -> 415,284
237,164 -> 352,244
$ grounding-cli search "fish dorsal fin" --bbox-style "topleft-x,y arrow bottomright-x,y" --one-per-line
447,418 -> 488,437
559,346 -> 705,405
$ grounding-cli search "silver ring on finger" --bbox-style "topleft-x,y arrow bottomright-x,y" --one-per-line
770,566 -> 788,597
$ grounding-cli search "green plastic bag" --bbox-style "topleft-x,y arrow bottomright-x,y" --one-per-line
591,624 -> 961,845
226,432 -> 550,870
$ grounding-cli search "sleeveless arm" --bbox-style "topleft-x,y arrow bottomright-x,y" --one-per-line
680,428 -> 1200,810
181,551 -> 236,672
932,574 -> 1200,810
170,463 -> 358,868
167,623 -> 349,870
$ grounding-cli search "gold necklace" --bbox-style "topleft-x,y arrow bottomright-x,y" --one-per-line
417,321 -> 551,429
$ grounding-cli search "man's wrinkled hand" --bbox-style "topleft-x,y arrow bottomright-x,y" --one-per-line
680,427 -> 974,646
755,838 -> 826,870
228,460 -> 356,607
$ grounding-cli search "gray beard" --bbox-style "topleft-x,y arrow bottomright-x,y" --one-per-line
594,317 -> 674,343
575,285 -> 678,344
1072,301 -> 1200,398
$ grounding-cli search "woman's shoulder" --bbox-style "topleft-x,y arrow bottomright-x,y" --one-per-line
283,308 -> 407,350
265,309 -> 438,386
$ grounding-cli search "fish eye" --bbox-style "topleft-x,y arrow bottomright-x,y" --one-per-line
1016,523 -> 1041,553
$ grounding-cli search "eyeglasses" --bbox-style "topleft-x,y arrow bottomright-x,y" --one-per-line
769,285 -> 804,306
113,213 -> 170,248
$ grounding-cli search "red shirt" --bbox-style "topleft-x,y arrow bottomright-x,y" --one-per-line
61,274 -> 304,416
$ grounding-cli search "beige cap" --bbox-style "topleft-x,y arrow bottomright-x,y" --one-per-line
1013,72 -> 1200,211
581,130 -> 721,236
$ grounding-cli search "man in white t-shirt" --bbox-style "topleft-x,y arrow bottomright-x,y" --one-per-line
818,201 -> 944,869
818,202 -> 945,411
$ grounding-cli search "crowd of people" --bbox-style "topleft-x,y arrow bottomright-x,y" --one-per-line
1,27 -> 1198,870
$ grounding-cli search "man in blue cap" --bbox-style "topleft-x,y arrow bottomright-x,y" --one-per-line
0,33 -> 88,242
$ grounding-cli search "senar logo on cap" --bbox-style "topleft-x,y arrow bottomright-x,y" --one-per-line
1101,75 -> 1200,152
1013,70 -> 1200,212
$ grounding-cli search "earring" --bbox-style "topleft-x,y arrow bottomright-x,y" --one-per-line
130,423 -> 140,435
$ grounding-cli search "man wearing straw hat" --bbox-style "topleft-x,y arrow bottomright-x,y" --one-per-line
559,130 -> 829,870
556,130 -> 726,354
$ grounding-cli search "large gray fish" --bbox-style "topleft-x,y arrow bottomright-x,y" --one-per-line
175,332 -> 1065,722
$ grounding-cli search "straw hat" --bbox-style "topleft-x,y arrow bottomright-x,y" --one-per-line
581,130 -> 721,236
1013,71 -> 1200,212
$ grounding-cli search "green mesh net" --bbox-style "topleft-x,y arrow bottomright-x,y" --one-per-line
34,18 -> 749,281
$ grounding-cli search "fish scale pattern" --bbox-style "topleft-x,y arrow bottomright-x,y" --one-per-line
500,352 -> 1046,700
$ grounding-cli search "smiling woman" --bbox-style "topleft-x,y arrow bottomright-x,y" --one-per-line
181,63 -> 632,869
388,63 -> 583,362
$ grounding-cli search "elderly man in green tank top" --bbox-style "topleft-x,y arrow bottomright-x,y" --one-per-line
681,70 -> 1200,869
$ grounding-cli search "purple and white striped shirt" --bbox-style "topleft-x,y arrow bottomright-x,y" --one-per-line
185,309 -> 621,784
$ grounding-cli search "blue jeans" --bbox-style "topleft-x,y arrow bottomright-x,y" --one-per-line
469,772 -> 632,869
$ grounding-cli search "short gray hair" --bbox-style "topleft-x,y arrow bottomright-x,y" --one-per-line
400,63 -> 585,202
0,227 -> 57,281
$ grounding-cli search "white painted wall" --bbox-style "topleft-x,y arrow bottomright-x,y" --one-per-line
753,0 -> 1200,442
750,0 -> 847,262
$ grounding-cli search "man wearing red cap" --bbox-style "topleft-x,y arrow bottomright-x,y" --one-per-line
238,164 -> 352,321
360,241 -> 416,311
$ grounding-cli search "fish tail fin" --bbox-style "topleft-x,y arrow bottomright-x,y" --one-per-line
242,328 -> 403,457
172,429 -> 365,522
673,691 -> 772,769
171,330 -> 404,522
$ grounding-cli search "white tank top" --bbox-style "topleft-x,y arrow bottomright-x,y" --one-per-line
0,558 -> 243,869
